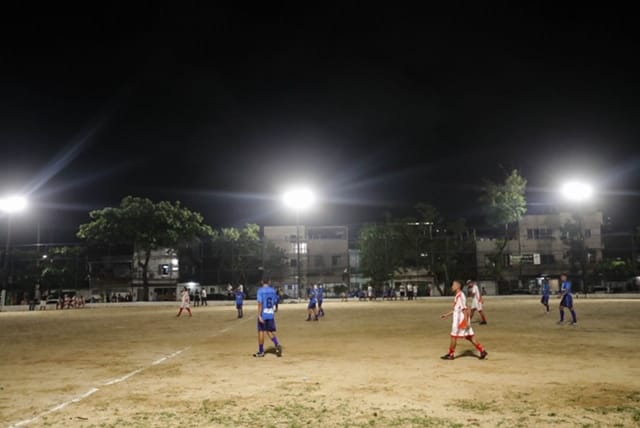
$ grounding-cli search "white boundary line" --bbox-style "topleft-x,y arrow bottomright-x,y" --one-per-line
8,311 -> 252,428
9,347 -> 189,428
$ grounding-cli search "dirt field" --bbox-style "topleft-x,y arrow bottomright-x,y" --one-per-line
1,297 -> 639,427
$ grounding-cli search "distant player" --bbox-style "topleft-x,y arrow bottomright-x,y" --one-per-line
274,287 -> 281,312
176,286 -> 192,317
317,284 -> 325,317
540,277 -> 550,313
306,285 -> 319,321
467,280 -> 487,325
440,280 -> 488,360
235,286 -> 245,318
254,279 -> 282,358
558,273 -> 577,325
201,288 -> 208,306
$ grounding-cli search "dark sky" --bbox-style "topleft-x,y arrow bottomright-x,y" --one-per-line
1,4 -> 639,243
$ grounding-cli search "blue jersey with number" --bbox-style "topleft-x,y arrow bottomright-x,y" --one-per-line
561,280 -> 572,295
542,282 -> 550,297
257,286 -> 277,320
235,290 -> 244,305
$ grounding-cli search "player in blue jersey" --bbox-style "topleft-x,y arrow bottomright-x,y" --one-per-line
254,279 -> 282,357
306,285 -> 319,321
558,273 -> 577,325
235,286 -> 245,318
317,284 -> 325,317
540,277 -> 550,313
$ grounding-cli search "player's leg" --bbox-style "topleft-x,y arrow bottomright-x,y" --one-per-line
267,329 -> 282,356
255,329 -> 266,357
479,310 -> 487,324
466,336 -> 488,359
442,337 -> 457,360
186,307 -> 192,316
177,307 -> 183,317
469,308 -> 476,321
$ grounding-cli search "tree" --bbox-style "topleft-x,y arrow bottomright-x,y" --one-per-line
77,196 -> 214,301
479,169 -> 527,285
359,223 -> 403,290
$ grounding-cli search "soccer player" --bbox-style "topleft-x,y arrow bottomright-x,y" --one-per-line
176,286 -> 192,317
306,285 -> 319,321
254,279 -> 282,358
201,288 -> 208,306
235,286 -> 245,318
467,280 -> 487,325
558,273 -> 577,325
317,284 -> 325,317
540,277 -> 550,313
440,280 -> 488,360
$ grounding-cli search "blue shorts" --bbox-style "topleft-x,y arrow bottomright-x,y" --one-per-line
308,302 -> 317,310
236,303 -> 243,309
318,299 -> 323,306
257,318 -> 276,332
560,294 -> 573,308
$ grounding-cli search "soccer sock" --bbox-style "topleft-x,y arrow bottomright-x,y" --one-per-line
481,313 -> 487,322
449,348 -> 455,356
475,343 -> 485,352
259,344 -> 264,354
560,309 -> 565,321
570,310 -> 577,323
272,336 -> 279,346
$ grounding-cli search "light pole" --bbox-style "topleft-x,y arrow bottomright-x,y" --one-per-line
283,188 -> 314,300
0,195 -> 28,310
560,181 -> 593,294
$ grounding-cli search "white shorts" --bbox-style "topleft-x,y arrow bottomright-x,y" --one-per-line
471,299 -> 483,311
451,311 -> 475,338
180,302 -> 190,309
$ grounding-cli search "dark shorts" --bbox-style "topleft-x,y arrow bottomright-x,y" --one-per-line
236,303 -> 243,309
308,302 -> 317,310
318,299 -> 323,306
541,295 -> 549,305
257,318 -> 276,332
560,294 -> 573,308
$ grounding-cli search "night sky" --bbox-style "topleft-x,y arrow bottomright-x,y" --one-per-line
1,5 -> 639,243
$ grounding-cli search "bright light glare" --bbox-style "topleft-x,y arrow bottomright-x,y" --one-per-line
561,181 -> 593,202
0,195 -> 27,213
282,188 -> 314,211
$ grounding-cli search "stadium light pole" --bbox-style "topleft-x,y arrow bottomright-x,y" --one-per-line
560,181 -> 593,294
0,195 -> 28,311
283,188 -> 314,300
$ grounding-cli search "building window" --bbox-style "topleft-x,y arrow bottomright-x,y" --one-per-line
290,259 -> 297,267
332,255 -> 341,266
584,229 -> 592,238
159,264 -> 170,276
527,228 -> 553,240
290,242 -> 307,254
541,254 -> 555,265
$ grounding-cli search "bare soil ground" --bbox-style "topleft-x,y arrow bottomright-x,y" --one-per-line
1,297 -> 639,427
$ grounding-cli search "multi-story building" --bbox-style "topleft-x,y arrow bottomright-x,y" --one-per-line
263,225 -> 349,298
476,211 -> 604,292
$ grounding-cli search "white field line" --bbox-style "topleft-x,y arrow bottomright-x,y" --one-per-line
9,311 -> 251,427
8,347 -> 189,428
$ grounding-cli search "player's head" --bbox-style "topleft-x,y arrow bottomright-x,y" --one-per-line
262,278 -> 270,286
451,280 -> 462,292
560,273 -> 568,281
466,279 -> 474,287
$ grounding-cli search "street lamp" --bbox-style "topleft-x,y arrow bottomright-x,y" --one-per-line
560,181 -> 593,294
282,188 -> 315,300
0,195 -> 28,310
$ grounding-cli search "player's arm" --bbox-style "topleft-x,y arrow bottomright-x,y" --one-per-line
257,300 -> 264,323
440,310 -> 453,318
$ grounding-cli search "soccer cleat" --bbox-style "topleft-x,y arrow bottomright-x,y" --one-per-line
479,321 -> 487,325
441,353 -> 454,360
556,320 -> 564,325
275,345 -> 282,357
479,350 -> 488,360
571,322 -> 577,326
253,352 -> 265,358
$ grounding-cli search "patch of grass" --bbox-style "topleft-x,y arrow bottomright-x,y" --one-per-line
453,399 -> 497,413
